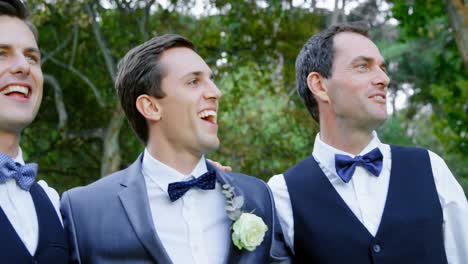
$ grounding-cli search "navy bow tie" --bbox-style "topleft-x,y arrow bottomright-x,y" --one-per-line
335,147 -> 383,183
167,170 -> 216,202
0,153 -> 37,191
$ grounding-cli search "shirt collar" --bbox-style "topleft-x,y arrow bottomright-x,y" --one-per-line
141,148 -> 208,192
312,131 -> 383,177
14,147 -> 25,165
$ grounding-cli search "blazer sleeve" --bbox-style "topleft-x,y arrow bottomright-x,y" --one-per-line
60,191 -> 82,264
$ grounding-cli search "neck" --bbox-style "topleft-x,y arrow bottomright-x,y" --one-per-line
0,131 -> 20,158
146,143 -> 202,175
319,117 -> 373,155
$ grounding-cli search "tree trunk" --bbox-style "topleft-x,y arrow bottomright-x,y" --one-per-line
331,0 -> 346,25
43,74 -> 68,134
311,0 -> 317,10
444,0 -> 468,70
341,0 -> 347,22
86,1 -> 124,177
85,2 -> 117,82
331,0 -> 340,25
100,106 -> 125,177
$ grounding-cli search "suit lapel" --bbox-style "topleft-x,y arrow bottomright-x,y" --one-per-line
208,163 -> 246,263
118,154 -> 172,264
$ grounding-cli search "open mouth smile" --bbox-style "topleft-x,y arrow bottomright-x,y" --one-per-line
0,85 -> 31,99
368,93 -> 386,104
198,110 -> 217,124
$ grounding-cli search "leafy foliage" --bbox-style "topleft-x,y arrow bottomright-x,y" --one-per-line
388,0 -> 467,153
16,1 -> 466,195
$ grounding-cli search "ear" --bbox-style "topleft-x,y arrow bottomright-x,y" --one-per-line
307,72 -> 330,103
135,94 -> 162,121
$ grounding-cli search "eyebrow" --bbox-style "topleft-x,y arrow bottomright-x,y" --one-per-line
351,55 -> 387,68
0,44 -> 40,55
180,71 -> 212,80
25,47 -> 41,54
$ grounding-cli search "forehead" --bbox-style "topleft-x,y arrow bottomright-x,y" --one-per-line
332,32 -> 384,63
160,47 -> 211,78
0,15 -> 38,49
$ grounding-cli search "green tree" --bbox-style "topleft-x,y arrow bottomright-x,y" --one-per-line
386,0 -> 467,191
21,0 -> 325,192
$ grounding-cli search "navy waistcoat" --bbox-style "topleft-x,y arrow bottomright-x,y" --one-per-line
284,145 -> 447,264
0,183 -> 69,263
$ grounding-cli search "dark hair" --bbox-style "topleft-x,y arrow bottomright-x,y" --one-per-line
115,34 -> 195,143
0,0 -> 39,42
295,21 -> 369,122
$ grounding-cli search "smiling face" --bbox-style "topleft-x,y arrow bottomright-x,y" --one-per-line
0,16 -> 43,134
154,47 -> 222,156
323,32 -> 390,131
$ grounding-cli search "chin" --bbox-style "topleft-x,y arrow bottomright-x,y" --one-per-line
371,117 -> 388,129
202,138 -> 220,153
378,113 -> 388,122
0,120 -> 31,134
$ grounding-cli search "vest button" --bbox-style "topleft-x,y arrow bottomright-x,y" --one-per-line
373,244 -> 381,253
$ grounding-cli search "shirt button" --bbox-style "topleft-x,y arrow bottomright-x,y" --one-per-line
373,244 -> 381,253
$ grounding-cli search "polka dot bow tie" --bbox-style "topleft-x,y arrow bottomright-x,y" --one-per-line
167,170 -> 216,202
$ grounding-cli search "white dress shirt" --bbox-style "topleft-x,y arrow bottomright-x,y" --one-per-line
141,149 -> 231,264
0,148 -> 61,255
268,132 -> 468,264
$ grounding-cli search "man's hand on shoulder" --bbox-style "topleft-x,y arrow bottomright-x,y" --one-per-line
207,159 -> 232,172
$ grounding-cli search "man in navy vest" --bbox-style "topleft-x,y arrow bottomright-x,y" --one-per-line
268,22 -> 468,263
60,34 -> 291,263
0,0 -> 68,263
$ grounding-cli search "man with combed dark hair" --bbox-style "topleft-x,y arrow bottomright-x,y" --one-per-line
269,22 -> 468,263
0,0 -> 68,262
61,33 -> 291,264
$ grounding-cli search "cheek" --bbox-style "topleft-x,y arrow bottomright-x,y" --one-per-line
338,80 -> 365,101
0,63 -> 8,75
32,68 -> 43,92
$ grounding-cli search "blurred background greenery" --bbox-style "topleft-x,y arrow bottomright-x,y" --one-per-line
21,0 -> 467,195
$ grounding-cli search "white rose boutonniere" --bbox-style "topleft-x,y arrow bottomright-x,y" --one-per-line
232,212 -> 269,251
222,184 -> 268,251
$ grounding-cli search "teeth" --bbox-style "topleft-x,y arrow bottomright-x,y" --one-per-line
198,110 -> 217,119
1,85 -> 29,96
371,95 -> 385,100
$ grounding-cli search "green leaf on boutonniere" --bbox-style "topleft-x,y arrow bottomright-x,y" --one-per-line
222,189 -> 233,198
232,196 -> 244,208
222,183 -> 268,250
227,210 -> 242,221
222,184 -> 244,221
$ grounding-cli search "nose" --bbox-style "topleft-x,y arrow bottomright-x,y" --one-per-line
204,79 -> 222,100
372,67 -> 390,90
9,53 -> 31,76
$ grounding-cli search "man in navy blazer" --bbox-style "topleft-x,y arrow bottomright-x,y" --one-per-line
60,34 -> 291,263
